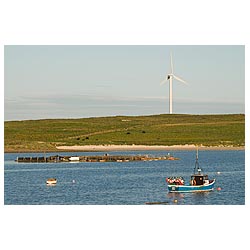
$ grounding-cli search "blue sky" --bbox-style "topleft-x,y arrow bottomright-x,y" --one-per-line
4,45 -> 245,120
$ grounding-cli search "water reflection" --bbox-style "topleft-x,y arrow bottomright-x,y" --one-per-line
166,192 -> 185,204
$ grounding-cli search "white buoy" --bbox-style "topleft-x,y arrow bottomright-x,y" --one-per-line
217,171 -> 221,175
72,180 -> 75,183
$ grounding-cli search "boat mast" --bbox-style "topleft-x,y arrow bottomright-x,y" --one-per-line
194,146 -> 202,175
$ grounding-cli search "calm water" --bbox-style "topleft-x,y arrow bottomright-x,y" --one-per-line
4,150 -> 245,205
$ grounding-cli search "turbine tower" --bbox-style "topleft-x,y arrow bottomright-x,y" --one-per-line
161,53 -> 187,114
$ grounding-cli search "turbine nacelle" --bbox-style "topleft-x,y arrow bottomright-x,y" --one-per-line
161,73 -> 187,85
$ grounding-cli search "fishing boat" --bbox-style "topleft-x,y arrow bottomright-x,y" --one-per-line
46,178 -> 57,185
166,148 -> 215,193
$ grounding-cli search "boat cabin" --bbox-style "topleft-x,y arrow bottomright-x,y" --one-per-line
191,174 -> 209,186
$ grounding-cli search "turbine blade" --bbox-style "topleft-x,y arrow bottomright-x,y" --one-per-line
160,79 -> 167,85
170,52 -> 173,74
173,75 -> 188,84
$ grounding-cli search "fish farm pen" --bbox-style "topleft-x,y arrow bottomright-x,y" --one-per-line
15,154 -> 179,163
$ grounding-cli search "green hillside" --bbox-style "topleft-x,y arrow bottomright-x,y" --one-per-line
4,114 -> 245,152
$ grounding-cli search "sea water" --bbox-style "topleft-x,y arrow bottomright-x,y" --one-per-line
4,150 -> 245,205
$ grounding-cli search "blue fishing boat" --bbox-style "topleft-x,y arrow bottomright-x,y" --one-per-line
166,148 -> 215,193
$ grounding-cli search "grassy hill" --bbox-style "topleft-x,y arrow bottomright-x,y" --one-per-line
4,114 -> 245,152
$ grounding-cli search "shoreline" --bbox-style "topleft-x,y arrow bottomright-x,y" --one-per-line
4,144 -> 245,153
56,144 -> 245,151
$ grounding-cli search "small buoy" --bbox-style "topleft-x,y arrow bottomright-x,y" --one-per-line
217,171 -> 221,175
173,199 -> 178,203
72,180 -> 75,183
217,187 -> 221,191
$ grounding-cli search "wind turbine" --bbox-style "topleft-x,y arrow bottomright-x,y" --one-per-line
161,53 -> 187,114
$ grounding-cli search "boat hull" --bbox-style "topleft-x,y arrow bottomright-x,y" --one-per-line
46,178 -> 57,185
168,179 -> 215,193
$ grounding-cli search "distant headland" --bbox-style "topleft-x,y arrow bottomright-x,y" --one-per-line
4,114 -> 245,153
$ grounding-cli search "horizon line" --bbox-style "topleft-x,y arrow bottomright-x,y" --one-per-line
4,112 -> 245,122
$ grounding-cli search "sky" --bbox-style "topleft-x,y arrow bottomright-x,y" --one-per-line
4,45 -> 244,120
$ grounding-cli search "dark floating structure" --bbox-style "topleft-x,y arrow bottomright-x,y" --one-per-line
145,201 -> 169,205
15,154 -> 179,163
